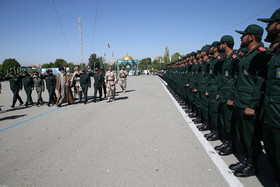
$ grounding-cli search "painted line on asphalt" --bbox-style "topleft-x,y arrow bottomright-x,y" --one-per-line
0,94 -> 99,133
158,77 -> 243,187
0,107 -> 61,133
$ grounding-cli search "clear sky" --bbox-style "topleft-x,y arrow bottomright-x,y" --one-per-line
0,0 -> 279,66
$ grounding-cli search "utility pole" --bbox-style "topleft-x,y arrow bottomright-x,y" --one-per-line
78,17 -> 83,67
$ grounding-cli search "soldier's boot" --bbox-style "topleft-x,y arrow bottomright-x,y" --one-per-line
229,158 -> 248,171
107,97 -> 111,102
197,120 -> 209,129
214,140 -> 228,151
219,140 -> 234,156
204,131 -> 215,139
25,102 -> 28,108
189,108 -> 198,118
93,97 -> 97,103
194,112 -> 202,124
186,104 -> 194,113
234,158 -> 257,177
199,122 -> 210,131
206,130 -> 220,141
37,100 -> 39,106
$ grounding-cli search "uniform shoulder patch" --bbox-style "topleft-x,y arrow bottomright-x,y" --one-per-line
232,54 -> 237,59
195,62 -> 198,65
217,56 -> 221,60
199,61 -> 203,64
207,59 -> 210,62
258,47 -> 266,52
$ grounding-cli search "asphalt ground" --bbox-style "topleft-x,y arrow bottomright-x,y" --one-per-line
0,75 -> 274,186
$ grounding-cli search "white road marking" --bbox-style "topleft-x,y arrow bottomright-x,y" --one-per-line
158,77 -> 243,187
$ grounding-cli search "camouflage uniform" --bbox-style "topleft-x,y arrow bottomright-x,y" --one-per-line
105,70 -> 117,102
119,69 -> 128,92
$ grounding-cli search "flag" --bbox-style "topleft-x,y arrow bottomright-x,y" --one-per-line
112,52 -> 114,57
107,43 -> 110,48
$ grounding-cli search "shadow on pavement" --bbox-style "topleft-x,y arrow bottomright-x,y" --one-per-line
115,96 -> 128,101
116,89 -> 136,94
0,114 -> 27,121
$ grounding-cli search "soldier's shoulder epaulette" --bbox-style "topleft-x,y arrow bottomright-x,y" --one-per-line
207,59 -> 210,62
199,61 -> 203,64
195,62 -> 198,65
217,55 -> 222,60
258,47 -> 266,52
232,54 -> 238,59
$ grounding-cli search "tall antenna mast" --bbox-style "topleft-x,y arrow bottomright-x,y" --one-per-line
78,17 -> 83,66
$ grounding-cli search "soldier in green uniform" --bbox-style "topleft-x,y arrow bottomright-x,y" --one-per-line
41,69 -> 57,107
92,68 -> 104,102
198,45 -> 212,129
188,52 -> 199,118
21,70 -> 34,107
228,24 -> 270,177
32,71 -> 45,106
74,69 -> 92,104
5,69 -> 24,108
258,8 -> 280,185
211,36 -> 239,149
101,68 -> 107,99
201,42 -> 224,137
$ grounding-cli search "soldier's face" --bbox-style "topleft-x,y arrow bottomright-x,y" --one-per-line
220,43 -> 225,52
109,66 -> 112,71
240,34 -> 250,48
265,21 -> 279,43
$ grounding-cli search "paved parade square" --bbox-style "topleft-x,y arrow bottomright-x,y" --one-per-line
0,76 -> 273,186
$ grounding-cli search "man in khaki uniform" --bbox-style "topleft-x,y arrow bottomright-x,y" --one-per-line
105,65 -> 117,102
71,66 -> 82,102
118,66 -> 128,93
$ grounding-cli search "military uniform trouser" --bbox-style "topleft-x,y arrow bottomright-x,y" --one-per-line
12,88 -> 23,106
185,87 -> 192,103
234,107 -> 262,159
263,125 -> 280,180
36,91 -> 43,103
47,87 -> 56,105
219,102 -> 235,139
25,89 -> 33,104
102,84 -> 106,96
209,97 -> 219,129
82,87 -> 88,103
200,91 -> 209,120
93,85 -> 102,100
119,78 -> 127,91
194,92 -> 201,112
106,81 -> 115,99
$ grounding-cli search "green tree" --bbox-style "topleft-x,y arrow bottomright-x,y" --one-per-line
54,59 -> 68,68
164,46 -> 170,64
1,58 -> 21,74
88,53 -> 101,70
139,58 -> 152,71
171,52 -> 182,62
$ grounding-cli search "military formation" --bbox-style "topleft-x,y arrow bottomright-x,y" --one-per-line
161,9 -> 280,186
4,65 -> 128,108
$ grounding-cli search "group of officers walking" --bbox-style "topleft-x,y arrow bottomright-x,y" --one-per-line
162,9 -> 280,185
4,65 -> 128,108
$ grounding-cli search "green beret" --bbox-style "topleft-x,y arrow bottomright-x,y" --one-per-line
239,48 -> 248,53
201,45 -> 211,53
211,41 -> 220,48
220,35 -> 234,43
235,24 -> 264,37
258,8 -> 280,23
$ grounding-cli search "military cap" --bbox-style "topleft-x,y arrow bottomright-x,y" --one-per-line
58,67 -> 64,71
220,35 -> 234,43
258,8 -> 280,22
191,51 -> 197,56
197,50 -> 202,53
201,45 -> 211,53
239,48 -> 248,53
235,24 -> 264,37
211,41 -> 220,48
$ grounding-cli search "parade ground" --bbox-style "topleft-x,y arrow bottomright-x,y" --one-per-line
0,75 -> 274,187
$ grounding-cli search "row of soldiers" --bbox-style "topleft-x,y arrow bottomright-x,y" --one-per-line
4,65 -> 128,107
161,9 -> 280,185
